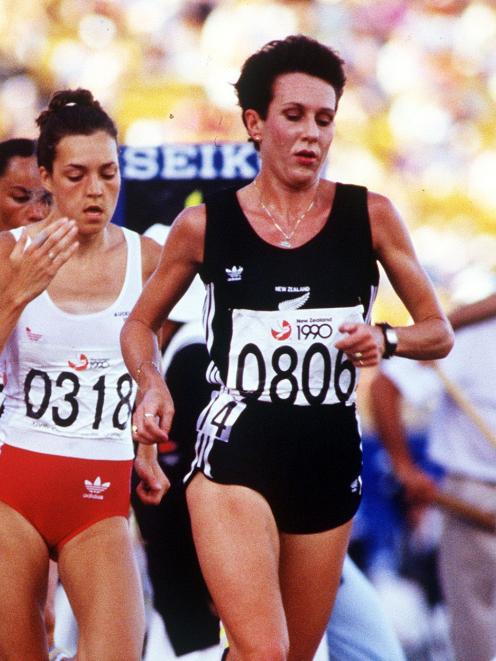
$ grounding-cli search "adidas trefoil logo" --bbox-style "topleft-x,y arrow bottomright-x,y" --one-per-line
26,327 -> 43,342
83,476 -> 111,500
350,477 -> 362,495
225,266 -> 243,282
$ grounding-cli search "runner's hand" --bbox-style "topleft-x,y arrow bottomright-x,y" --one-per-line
335,322 -> 383,367
8,218 -> 79,303
132,380 -> 174,445
134,445 -> 170,504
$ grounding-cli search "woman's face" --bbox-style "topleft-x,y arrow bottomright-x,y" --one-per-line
249,72 -> 337,187
41,130 -> 120,234
0,156 -> 51,231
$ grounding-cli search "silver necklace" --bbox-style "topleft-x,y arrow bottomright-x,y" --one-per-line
253,177 -> 316,248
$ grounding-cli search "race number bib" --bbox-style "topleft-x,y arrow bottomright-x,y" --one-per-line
196,390 -> 246,442
21,365 -> 134,437
226,305 -> 364,406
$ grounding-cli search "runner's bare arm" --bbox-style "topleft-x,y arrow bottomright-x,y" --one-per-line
369,192 -> 453,359
121,205 -> 205,442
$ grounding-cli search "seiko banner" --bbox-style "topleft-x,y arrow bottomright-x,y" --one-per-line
116,143 -> 259,232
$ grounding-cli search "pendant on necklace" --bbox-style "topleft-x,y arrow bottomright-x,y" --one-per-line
280,239 -> 291,248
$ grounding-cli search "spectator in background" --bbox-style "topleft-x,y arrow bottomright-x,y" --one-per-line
449,293 -> 496,331
370,295 -> 496,661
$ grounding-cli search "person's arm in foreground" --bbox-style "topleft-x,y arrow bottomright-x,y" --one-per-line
337,193 -> 453,363
121,206 -> 204,445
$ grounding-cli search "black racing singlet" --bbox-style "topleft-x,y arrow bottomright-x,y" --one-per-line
199,183 -> 379,407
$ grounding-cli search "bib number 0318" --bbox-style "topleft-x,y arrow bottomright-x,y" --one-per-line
234,342 -> 356,405
23,368 -> 133,430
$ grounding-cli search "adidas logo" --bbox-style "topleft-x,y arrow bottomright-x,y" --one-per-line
225,266 -> 243,282
350,478 -> 362,494
26,327 -> 42,342
83,476 -> 111,500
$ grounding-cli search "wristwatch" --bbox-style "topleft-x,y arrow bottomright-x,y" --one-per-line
377,322 -> 398,359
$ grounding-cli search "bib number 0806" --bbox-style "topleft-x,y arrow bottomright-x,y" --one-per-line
235,342 -> 355,405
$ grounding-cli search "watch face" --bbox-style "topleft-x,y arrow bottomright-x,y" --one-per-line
385,327 -> 398,347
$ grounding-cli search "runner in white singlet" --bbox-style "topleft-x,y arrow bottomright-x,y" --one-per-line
0,89 -> 168,661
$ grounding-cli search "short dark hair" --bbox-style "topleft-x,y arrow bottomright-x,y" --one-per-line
0,138 -> 37,177
234,34 -> 346,127
36,88 -> 118,172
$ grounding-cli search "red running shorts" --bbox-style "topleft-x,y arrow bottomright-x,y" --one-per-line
0,442 -> 132,559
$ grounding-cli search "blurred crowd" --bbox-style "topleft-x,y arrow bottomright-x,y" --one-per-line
1,0 -> 495,311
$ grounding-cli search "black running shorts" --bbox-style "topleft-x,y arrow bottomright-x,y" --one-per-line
187,393 -> 363,534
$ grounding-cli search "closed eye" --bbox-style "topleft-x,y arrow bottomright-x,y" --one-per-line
316,111 -> 335,126
285,112 -> 302,122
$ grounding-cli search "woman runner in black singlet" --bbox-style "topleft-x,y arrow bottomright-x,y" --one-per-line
121,35 -> 453,661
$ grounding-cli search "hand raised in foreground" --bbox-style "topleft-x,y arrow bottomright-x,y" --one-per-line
7,217 -> 79,304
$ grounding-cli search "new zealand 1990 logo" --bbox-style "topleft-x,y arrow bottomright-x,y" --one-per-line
271,320 -> 292,341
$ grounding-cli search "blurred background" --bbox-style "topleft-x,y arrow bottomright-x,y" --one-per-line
2,1 -> 495,658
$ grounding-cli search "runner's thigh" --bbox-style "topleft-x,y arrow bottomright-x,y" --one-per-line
186,473 -> 289,658
0,501 -> 50,660
58,516 -> 145,661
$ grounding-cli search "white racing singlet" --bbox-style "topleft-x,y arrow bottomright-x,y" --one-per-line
0,226 -> 142,460
226,304 -> 364,406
